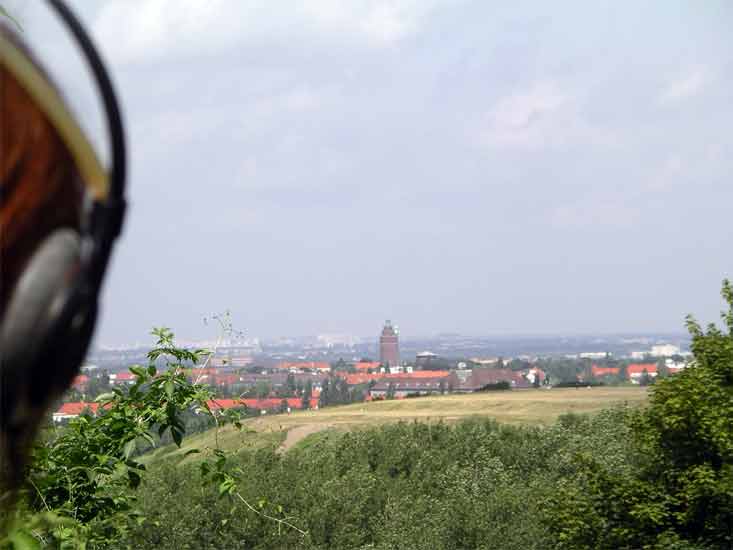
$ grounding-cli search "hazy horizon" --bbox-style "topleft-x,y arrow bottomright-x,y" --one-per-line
14,1 -> 732,346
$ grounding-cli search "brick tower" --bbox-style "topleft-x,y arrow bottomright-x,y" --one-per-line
379,320 -> 400,367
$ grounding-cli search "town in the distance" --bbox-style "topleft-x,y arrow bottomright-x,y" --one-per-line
53,319 -> 692,423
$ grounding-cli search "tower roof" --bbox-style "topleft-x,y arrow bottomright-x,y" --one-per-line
381,320 -> 397,337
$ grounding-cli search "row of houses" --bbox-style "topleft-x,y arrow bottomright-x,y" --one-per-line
365,368 -> 544,399
591,361 -> 687,383
53,396 -> 320,423
70,371 -> 137,392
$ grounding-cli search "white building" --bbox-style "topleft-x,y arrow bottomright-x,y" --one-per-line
651,344 -> 680,357
384,365 -> 413,374
579,352 -> 609,359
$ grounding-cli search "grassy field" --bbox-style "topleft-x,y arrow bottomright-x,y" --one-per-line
152,386 -> 649,463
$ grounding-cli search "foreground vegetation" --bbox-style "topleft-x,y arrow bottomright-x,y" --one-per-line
2,281 -> 731,549
118,408 -> 638,549
144,385 -> 648,465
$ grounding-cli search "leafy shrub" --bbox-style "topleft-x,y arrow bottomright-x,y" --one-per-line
547,281 -> 733,549
119,410 -> 638,549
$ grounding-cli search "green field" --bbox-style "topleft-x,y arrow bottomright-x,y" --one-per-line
154,386 -> 649,462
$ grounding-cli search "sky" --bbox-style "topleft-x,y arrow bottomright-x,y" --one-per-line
10,1 -> 733,345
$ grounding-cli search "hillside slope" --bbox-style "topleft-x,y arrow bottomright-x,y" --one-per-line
152,386 -> 648,463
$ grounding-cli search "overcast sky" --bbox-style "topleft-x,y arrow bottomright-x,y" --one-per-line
13,1 -> 733,345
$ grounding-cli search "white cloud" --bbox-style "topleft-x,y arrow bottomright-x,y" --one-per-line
301,0 -> 428,45
93,0 -> 437,65
490,81 -> 567,130
550,199 -> 641,230
475,81 -> 616,150
647,154 -> 684,191
658,68 -> 708,104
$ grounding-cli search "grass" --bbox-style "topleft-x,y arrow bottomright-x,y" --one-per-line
149,386 -> 649,462
264,386 -> 648,427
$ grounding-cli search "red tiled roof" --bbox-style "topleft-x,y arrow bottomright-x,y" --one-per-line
591,365 -> 620,377
113,372 -> 136,381
211,374 -> 241,386
345,373 -> 386,385
56,402 -> 100,416
627,363 -> 657,376
206,399 -> 244,410
72,375 -> 89,387
387,370 -> 450,379
354,361 -> 381,371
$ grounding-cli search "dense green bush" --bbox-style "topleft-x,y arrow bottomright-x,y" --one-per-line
546,281 -> 733,549
116,408 -> 637,549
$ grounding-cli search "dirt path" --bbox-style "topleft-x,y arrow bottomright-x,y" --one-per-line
277,423 -> 331,453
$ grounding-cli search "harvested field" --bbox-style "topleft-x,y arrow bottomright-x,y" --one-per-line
154,386 -> 649,461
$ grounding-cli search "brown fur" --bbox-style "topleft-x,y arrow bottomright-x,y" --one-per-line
0,63 -> 83,318
1,38 -> 84,502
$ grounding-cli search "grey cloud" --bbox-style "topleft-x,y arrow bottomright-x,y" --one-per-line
24,0 -> 729,344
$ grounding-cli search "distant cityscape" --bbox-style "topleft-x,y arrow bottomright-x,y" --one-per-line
89,320 -> 691,372
46,320 -> 692,423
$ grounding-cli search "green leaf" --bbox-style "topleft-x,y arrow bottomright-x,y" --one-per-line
129,365 -> 148,381
148,365 -> 157,376
124,439 -> 136,459
95,392 -> 115,402
218,479 -> 234,497
8,529 -> 41,550
165,380 -> 174,398
171,427 -> 183,447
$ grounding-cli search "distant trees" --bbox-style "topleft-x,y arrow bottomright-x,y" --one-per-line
539,358 -> 581,384
330,358 -> 352,373
507,358 -> 531,371
255,380 -> 271,398
656,358 -> 670,379
617,363 -> 628,382
319,376 -> 360,407
85,372 -> 111,398
301,380 -> 312,410
286,373 -> 296,394
638,368 -> 652,386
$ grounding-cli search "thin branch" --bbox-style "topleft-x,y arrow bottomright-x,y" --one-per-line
234,492 -> 307,537
195,312 -> 230,384
27,477 -> 50,512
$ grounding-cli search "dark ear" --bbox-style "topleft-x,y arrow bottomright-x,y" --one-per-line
1,228 -> 81,484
